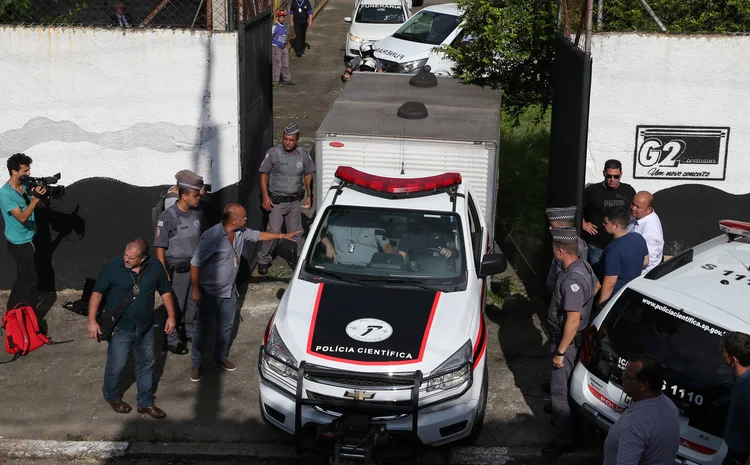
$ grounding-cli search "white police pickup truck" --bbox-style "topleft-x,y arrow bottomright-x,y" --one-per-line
570,220 -> 750,465
257,165 -> 507,463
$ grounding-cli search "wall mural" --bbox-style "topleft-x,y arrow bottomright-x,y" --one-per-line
633,126 -> 730,181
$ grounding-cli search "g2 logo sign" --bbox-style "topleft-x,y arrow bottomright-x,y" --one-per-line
638,138 -> 686,168
633,126 -> 729,181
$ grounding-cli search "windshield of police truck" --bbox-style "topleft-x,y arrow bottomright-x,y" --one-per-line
391,10 -> 460,45
355,4 -> 405,24
601,289 -> 733,436
303,206 -> 466,289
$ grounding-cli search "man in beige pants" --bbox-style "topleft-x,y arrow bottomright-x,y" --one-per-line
272,11 -> 295,86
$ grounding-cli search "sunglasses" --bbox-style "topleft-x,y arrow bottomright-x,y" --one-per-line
605,174 -> 621,179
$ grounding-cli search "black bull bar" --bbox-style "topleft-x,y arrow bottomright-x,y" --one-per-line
258,346 -> 474,462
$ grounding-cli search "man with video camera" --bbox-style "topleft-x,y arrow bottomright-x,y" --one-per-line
0,153 -> 46,310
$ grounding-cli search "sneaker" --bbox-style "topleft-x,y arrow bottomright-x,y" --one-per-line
216,359 -> 237,372
257,263 -> 269,275
190,368 -> 201,382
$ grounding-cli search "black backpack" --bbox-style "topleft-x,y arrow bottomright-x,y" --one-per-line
151,190 -> 179,233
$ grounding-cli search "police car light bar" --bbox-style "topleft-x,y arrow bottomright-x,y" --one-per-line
719,219 -> 750,237
335,166 -> 462,194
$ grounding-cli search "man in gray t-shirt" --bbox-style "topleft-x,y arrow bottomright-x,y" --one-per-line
604,357 -> 680,465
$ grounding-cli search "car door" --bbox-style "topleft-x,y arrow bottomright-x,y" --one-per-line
426,24 -> 462,76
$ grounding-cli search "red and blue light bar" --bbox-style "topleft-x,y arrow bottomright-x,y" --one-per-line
334,166 -> 462,195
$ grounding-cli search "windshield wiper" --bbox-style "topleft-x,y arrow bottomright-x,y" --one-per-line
358,277 -> 442,292
309,268 -> 378,287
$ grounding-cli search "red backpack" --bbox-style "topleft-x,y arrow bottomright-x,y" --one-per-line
2,304 -> 51,362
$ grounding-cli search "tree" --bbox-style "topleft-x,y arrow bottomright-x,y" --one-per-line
441,0 -> 558,124
602,0 -> 750,33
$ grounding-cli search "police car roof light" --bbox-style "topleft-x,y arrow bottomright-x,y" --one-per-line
719,219 -> 750,238
334,166 -> 462,194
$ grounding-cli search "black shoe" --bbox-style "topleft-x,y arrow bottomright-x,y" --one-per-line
541,442 -> 576,457
296,53 -> 302,57
257,264 -> 269,275
541,382 -> 551,393
543,403 -> 553,415
164,343 -> 189,355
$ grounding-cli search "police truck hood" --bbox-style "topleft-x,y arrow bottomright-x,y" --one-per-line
275,280 -> 476,372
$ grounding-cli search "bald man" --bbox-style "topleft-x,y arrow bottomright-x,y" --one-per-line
189,203 -> 300,382
628,191 -> 664,276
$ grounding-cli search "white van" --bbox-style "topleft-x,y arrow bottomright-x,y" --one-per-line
373,3 -> 465,76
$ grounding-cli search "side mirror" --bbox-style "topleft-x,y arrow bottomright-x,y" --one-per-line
344,16 -> 352,23
478,253 -> 507,278
276,238 -> 298,266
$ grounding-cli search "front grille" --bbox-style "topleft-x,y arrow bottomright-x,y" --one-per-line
307,373 -> 414,389
307,390 -> 412,407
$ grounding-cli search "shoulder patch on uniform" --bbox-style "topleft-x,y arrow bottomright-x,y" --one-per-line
570,283 -> 580,292
157,220 -> 164,227
156,227 -> 161,238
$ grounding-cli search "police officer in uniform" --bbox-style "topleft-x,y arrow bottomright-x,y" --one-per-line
542,227 -> 600,458
256,123 -> 315,275
545,206 -> 588,294
153,170 -> 205,355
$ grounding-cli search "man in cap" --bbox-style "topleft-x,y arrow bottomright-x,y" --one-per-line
272,11 -> 295,87
545,206 -> 588,294
153,170 -> 206,355
542,227 -> 600,458
256,123 -> 315,275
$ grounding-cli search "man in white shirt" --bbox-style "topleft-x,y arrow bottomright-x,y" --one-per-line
629,191 -> 664,275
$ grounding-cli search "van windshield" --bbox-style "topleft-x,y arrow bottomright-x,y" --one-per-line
302,206 -> 467,291
601,289 -> 733,436
392,10 -> 460,45
356,4 -> 405,24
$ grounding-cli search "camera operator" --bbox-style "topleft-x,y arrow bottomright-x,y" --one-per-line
0,153 -> 46,310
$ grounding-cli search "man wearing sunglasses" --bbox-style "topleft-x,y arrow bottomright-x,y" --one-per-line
582,159 -> 636,275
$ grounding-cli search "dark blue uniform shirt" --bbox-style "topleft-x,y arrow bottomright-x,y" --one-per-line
725,369 -> 750,453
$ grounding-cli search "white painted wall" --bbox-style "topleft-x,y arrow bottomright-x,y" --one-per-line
0,26 -> 239,190
586,33 -> 750,193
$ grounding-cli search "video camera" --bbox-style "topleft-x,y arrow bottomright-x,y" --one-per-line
20,173 -> 66,200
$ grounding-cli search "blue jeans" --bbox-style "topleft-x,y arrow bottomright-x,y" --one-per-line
102,326 -> 155,407
191,289 -> 238,368
587,243 -> 603,265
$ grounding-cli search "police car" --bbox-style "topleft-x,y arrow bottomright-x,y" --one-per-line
258,166 -> 507,462
344,0 -> 412,63
570,220 -> 750,465
373,3 -> 464,75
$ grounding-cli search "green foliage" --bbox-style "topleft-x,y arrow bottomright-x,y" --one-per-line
601,0 -> 750,33
440,0 -> 558,124
497,106 -> 550,241
0,0 -> 89,25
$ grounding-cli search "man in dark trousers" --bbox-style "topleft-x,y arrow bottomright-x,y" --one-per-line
87,238 -> 177,419
154,170 -> 205,356
581,159 -> 636,273
542,227 -> 599,458
290,0 -> 313,57
597,206 -> 648,307
720,331 -> 750,465
256,122 -> 315,275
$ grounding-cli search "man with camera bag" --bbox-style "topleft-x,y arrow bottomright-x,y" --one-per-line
0,153 -> 47,310
153,170 -> 205,355
87,238 -> 177,419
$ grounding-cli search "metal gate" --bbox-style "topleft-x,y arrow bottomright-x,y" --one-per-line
238,9 -> 273,263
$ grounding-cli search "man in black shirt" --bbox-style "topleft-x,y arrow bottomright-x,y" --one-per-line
290,0 -> 313,57
581,159 -> 636,272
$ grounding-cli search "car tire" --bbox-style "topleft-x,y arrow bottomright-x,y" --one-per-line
465,361 -> 488,442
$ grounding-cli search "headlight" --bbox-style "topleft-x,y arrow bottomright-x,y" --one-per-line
396,58 -> 429,73
348,33 -> 361,43
425,340 -> 472,392
264,325 -> 299,381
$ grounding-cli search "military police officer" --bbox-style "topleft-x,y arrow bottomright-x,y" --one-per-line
545,206 -> 589,294
153,170 -> 205,355
542,227 -> 600,458
256,123 -> 315,275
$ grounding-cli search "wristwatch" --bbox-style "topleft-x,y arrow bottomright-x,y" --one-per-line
554,350 -> 565,357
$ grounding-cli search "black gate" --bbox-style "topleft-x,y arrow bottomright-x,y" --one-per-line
238,10 -> 274,265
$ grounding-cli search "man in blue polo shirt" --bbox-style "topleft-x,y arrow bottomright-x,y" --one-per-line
0,153 -> 47,310
721,331 -> 750,465
597,205 -> 648,307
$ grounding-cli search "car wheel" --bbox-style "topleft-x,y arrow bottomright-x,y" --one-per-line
466,361 -> 488,442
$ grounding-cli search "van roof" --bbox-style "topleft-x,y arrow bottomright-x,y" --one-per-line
357,0 -> 404,6
628,234 -> 750,328
315,73 -> 501,144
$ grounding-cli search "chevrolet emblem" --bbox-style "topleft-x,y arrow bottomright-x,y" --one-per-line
344,390 -> 375,401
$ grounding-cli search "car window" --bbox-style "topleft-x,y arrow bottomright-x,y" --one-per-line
392,10 -> 461,45
303,206 -> 467,290
355,4 -> 405,24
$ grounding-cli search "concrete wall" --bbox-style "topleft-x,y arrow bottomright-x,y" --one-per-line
586,33 -> 750,253
0,26 -> 240,290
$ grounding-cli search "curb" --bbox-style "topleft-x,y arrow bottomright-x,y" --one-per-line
0,439 -> 602,463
